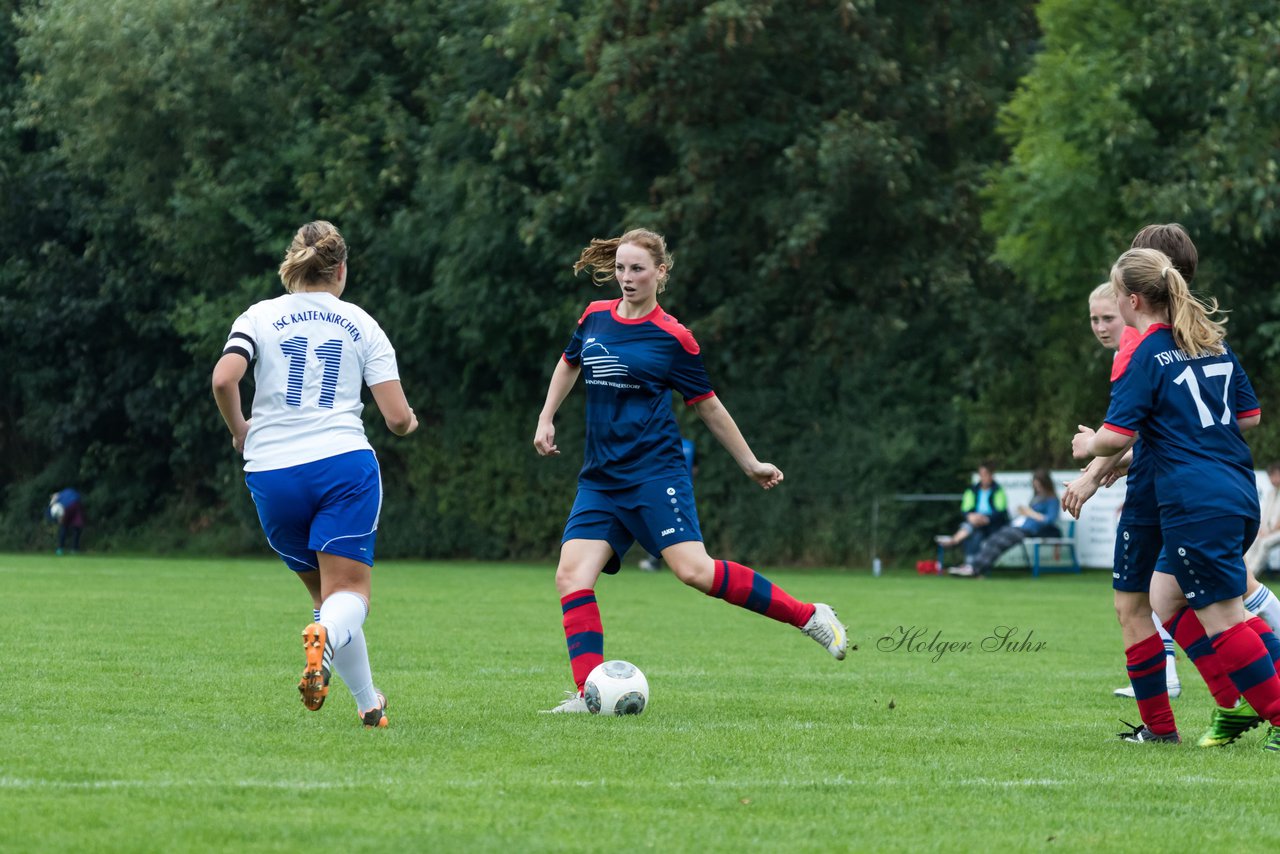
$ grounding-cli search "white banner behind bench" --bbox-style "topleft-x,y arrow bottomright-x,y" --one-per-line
989,470 -> 1271,570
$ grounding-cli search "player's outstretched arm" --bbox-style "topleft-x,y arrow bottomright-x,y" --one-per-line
534,359 -> 581,457
212,352 -> 251,454
693,396 -> 783,490
369,380 -> 418,436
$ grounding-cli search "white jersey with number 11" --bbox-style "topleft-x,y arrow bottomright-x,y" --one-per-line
222,291 -> 399,472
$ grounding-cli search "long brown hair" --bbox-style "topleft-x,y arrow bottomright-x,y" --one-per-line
1130,223 -> 1198,281
573,228 -> 674,293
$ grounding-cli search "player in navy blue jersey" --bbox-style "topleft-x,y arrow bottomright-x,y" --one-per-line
533,228 -> 847,712
213,221 -> 418,728
1065,225 -> 1280,745
1083,247 -> 1280,750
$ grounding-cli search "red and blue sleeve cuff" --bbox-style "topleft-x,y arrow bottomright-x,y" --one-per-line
1102,422 -> 1136,437
685,391 -> 716,406
562,354 -> 579,367
1239,408 -> 1261,419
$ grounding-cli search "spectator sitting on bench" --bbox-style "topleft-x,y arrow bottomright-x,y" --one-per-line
935,461 -> 1008,562
948,468 -> 1060,578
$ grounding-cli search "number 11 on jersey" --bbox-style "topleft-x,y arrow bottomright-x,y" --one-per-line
280,336 -> 344,409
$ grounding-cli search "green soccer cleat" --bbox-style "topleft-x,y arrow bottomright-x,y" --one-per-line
1262,726 -> 1280,752
1197,700 -> 1264,748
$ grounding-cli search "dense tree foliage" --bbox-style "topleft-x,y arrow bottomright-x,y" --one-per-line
5,0 -> 1173,565
986,0 -> 1280,465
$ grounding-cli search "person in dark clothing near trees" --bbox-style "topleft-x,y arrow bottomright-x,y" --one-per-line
48,488 -> 85,555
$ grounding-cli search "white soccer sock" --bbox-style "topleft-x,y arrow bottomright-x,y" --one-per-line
318,590 -> 378,710
1244,583 -> 1280,632
319,590 -> 367,656
332,626 -> 379,711
313,608 -> 321,623
1151,612 -> 1179,684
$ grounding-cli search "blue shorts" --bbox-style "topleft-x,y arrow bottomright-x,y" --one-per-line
562,476 -> 703,574
245,450 -> 382,573
1161,516 -> 1258,608
1112,524 -> 1163,593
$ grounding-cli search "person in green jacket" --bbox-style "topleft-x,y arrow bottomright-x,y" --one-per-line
936,461 -> 1009,562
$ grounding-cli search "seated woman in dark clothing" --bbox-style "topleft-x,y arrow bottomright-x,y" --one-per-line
948,469 -> 1060,578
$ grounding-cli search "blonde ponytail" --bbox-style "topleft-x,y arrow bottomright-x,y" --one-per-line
1110,247 -> 1226,357
1164,265 -> 1227,358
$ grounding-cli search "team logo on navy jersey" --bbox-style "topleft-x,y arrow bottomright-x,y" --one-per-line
581,339 -> 640,390
582,339 -> 631,378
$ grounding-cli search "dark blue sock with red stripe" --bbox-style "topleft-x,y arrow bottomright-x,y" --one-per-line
1125,632 -> 1176,735
708,560 -> 815,628
561,589 -> 603,694
1211,621 -> 1280,725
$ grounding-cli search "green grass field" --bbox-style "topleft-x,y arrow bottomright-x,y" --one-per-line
2,554 -> 1278,852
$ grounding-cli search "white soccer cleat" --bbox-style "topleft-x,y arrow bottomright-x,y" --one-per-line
1113,681 -> 1181,699
540,691 -> 590,714
801,603 -> 847,660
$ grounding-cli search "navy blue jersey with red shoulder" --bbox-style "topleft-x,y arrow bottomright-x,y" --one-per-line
563,299 -> 714,489
1103,324 -> 1260,526
1112,327 -> 1158,526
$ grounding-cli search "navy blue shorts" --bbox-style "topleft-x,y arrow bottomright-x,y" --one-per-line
245,449 -> 382,573
1112,524 -> 1163,593
562,475 -> 703,574
1161,516 -> 1258,608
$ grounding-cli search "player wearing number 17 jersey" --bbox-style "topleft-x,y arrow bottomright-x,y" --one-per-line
533,228 -> 848,714
212,221 -> 418,728
1088,247 -> 1280,751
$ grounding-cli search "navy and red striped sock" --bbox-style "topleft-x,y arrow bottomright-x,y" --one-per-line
1166,607 -> 1240,709
1211,621 -> 1280,724
561,589 -> 603,694
1125,633 -> 1176,735
1245,615 -> 1280,666
708,560 -> 815,627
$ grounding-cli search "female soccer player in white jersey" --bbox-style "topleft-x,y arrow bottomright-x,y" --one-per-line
212,221 -> 418,728
532,228 -> 847,713
1084,247 -> 1280,751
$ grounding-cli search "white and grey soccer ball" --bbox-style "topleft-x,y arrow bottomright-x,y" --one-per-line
584,660 -> 649,716
48,502 -> 65,522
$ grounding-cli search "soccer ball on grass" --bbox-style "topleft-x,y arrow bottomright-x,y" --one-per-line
584,660 -> 648,716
